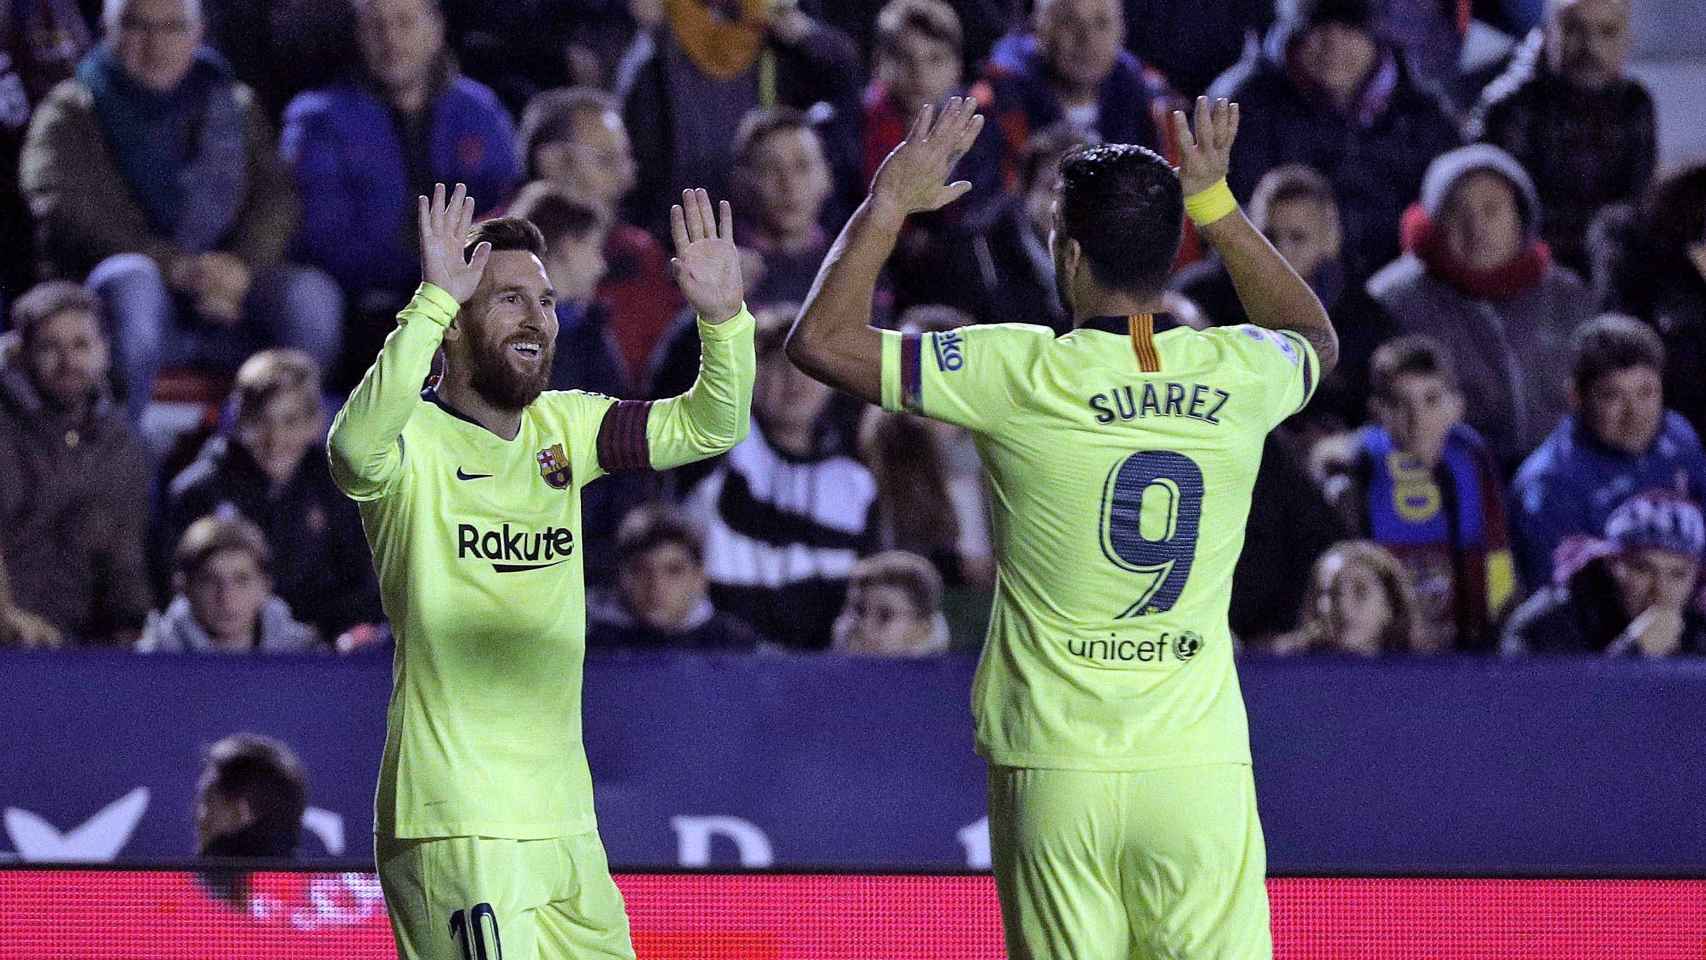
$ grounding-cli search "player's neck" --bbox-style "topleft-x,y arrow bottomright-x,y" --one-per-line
437,374 -> 524,441
1069,288 -> 1167,328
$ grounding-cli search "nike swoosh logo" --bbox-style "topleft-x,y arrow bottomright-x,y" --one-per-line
456,469 -> 492,481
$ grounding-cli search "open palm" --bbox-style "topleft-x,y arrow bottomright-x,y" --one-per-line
870,96 -> 985,217
1172,96 -> 1240,197
418,182 -> 492,304
670,188 -> 744,324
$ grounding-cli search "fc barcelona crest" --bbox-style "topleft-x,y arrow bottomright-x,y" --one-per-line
536,443 -> 572,490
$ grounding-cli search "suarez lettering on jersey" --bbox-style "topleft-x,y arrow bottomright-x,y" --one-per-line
1087,382 -> 1232,426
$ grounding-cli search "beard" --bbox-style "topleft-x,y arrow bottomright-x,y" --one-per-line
466,329 -> 555,412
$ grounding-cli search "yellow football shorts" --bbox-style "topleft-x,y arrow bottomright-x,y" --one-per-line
376,832 -> 634,960
987,762 -> 1271,959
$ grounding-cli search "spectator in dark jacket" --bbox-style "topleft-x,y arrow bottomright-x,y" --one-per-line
616,0 -> 862,240
160,349 -> 379,641
587,503 -> 763,651
1121,0 -> 1273,99
21,0 -> 340,423
980,0 -> 1176,183
1590,165 -> 1706,439
0,281 -> 151,647
0,0 -> 91,309
281,0 -> 519,378
1466,0 -> 1652,275
1503,491 -> 1706,657
1324,335 -> 1516,652
517,86 -> 681,389
1208,0 -> 1461,283
1510,315 -> 1706,590
1367,143 -> 1589,471
194,733 -> 309,858
1171,162 -> 1399,432
139,513 -> 322,654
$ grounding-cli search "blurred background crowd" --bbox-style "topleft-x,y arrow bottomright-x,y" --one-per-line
2,0 -> 1705,661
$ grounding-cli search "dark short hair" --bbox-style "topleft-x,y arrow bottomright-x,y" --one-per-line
1573,313 -> 1664,396
732,106 -> 816,169
175,514 -> 272,581
1057,144 -> 1183,298
849,550 -> 943,617
516,86 -> 618,180
9,280 -> 102,348
1370,334 -> 1460,399
464,216 -> 546,262
199,733 -> 308,846
233,348 -> 321,424
875,0 -> 962,56
505,181 -> 608,248
616,503 -> 705,566
1250,163 -> 1338,231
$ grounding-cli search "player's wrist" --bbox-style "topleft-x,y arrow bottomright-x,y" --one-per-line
1183,178 -> 1238,227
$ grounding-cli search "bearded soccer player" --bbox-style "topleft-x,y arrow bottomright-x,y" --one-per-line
787,97 -> 1337,957
328,183 -> 754,960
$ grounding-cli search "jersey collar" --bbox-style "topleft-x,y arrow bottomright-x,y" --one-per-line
1077,313 -> 1187,336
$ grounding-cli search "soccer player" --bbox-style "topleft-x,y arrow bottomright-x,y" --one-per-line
328,183 -> 754,960
787,96 -> 1337,958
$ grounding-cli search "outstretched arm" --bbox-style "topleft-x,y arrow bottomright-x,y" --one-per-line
327,183 -> 492,499
605,189 -> 756,473
786,97 -> 985,404
1176,97 -> 1338,375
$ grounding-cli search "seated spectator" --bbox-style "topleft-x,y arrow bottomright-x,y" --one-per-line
516,86 -> 681,386
1466,0 -> 1651,275
831,550 -> 950,656
159,349 -> 380,641
281,0 -> 519,379
1368,143 -> 1589,471
1503,491 -> 1706,657
899,122 -> 1082,333
0,281 -> 150,647
1267,540 -> 1422,656
684,308 -> 878,650
617,0 -> 863,239
0,0 -> 91,309
587,503 -> 762,651
1590,165 -> 1706,438
139,513 -> 321,654
860,306 -> 994,589
981,0 -> 1175,178
20,0 -> 341,423
195,732 -> 309,858
1324,336 -> 1516,652
862,0 -> 1001,204
1171,163 -> 1399,433
505,180 -> 646,585
1510,315 -> 1706,589
1209,0 -> 1461,282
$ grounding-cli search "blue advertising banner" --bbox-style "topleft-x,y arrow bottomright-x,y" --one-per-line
2,650 -> 1702,872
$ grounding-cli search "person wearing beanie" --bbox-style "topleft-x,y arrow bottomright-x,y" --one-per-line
1206,0 -> 1461,283
1367,142 -> 1592,472
1502,491 -> 1706,657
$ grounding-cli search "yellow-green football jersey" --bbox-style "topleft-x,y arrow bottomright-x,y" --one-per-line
881,314 -> 1317,771
330,284 -> 754,839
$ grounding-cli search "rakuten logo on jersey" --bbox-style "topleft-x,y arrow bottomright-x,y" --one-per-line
457,523 -> 575,572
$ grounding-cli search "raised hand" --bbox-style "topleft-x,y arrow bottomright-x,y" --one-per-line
869,96 -> 985,218
669,188 -> 744,324
1172,96 -> 1240,197
417,182 -> 491,305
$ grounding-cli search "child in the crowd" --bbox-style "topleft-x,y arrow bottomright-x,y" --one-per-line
1324,335 -> 1515,652
139,515 -> 320,654
831,551 -> 950,657
1268,541 -> 1423,657
587,503 -> 762,651
1503,491 -> 1706,658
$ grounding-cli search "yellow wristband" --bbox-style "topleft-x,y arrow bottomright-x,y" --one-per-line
1184,179 -> 1238,226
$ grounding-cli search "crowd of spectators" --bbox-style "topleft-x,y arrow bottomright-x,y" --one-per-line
0,0 -> 1702,660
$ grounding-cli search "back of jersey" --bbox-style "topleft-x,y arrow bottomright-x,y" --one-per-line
879,315 -> 1317,771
